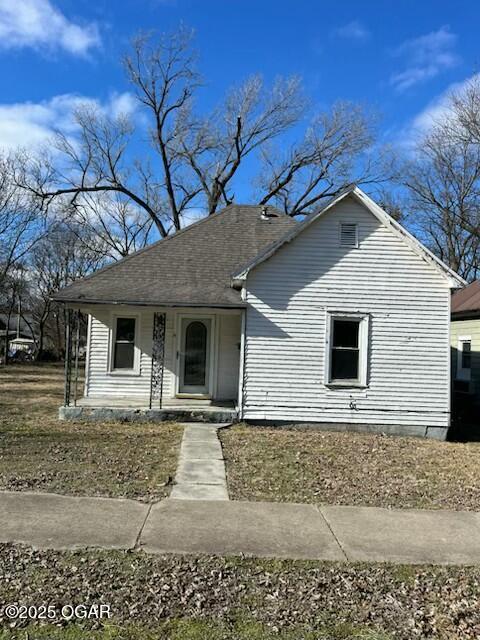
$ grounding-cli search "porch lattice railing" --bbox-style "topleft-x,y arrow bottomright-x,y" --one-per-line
149,312 -> 166,409
64,308 -> 81,407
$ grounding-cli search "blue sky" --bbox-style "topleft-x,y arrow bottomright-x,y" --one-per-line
0,0 -> 479,198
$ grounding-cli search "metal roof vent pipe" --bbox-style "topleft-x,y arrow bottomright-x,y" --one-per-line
260,205 -> 277,220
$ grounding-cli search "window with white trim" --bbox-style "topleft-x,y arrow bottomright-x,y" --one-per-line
326,313 -> 369,386
112,317 -> 137,370
457,336 -> 472,381
339,222 -> 358,247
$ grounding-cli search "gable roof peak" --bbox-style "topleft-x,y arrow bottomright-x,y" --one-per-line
232,186 -> 465,289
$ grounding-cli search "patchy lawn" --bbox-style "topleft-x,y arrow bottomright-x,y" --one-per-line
220,424 -> 480,510
1,372 -> 479,638
0,364 -> 183,500
0,544 -> 479,639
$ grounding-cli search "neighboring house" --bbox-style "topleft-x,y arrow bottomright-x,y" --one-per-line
451,281 -> 480,420
0,312 -> 36,360
0,312 -> 35,341
54,187 -> 465,439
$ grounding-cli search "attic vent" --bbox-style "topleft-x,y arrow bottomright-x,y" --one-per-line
340,223 -> 358,248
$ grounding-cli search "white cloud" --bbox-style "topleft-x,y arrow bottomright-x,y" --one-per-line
397,73 -> 480,149
390,26 -> 460,92
414,73 -> 480,132
0,0 -> 100,56
0,92 -> 136,151
332,20 -> 370,42
109,93 -> 138,120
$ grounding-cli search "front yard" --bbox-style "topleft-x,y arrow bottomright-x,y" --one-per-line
0,364 -> 183,500
3,363 -> 480,510
220,424 -> 480,510
1,364 -> 480,638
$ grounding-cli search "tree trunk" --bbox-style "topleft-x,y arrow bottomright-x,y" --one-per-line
36,321 -> 45,361
3,301 -> 14,365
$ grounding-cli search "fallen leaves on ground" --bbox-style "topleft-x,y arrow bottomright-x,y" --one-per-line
0,545 -> 479,639
221,425 -> 480,510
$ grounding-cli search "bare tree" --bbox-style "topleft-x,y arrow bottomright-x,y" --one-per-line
451,75 -> 480,144
124,28 -> 203,227
16,26 -> 389,238
0,154 -> 46,287
29,225 -> 104,358
67,191 -> 154,260
375,188 -> 406,222
404,82 -> 480,281
15,105 -> 174,238
256,102 -> 391,215
177,73 -> 306,213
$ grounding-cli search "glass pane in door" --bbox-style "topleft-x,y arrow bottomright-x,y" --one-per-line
184,321 -> 207,386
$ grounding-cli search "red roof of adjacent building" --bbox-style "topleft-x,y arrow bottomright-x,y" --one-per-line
451,280 -> 480,316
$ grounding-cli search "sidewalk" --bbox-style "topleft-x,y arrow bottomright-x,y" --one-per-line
0,490 -> 479,565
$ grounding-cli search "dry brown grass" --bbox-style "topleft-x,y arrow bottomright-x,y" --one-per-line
0,363 -> 183,500
221,424 -> 480,510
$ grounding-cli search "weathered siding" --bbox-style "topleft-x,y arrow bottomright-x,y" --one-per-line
243,195 -> 452,428
84,306 -> 240,401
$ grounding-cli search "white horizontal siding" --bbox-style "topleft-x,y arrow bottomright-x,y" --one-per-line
243,195 -> 451,427
216,314 -> 241,399
84,307 -> 240,401
85,307 -> 176,399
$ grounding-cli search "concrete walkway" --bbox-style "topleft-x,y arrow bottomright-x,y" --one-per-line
1,490 -> 480,565
170,423 -> 229,500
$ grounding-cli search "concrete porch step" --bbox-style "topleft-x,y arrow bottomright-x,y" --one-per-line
59,405 -> 238,423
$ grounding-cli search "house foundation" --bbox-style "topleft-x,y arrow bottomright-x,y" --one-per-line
59,400 -> 238,424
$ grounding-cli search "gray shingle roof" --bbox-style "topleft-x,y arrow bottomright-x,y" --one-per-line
54,205 -> 297,307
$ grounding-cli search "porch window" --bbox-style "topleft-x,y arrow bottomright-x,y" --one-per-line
113,317 -> 136,370
326,313 -> 369,387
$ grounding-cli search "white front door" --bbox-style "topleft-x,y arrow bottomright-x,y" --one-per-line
178,317 -> 212,395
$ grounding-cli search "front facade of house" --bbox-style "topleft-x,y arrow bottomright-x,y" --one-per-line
241,196 -> 458,435
56,188 -> 464,438
84,305 -> 241,404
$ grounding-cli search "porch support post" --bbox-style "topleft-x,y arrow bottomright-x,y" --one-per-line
72,310 -> 80,407
237,308 -> 246,419
150,312 -> 166,410
63,307 -> 73,407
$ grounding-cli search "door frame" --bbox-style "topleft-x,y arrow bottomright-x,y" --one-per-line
175,313 -> 217,399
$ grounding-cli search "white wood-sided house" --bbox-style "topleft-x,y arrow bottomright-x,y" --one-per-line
55,187 -> 465,439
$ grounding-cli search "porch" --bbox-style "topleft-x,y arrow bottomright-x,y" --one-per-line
60,305 -> 243,423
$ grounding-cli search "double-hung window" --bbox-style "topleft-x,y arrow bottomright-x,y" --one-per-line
112,317 -> 137,371
457,336 -> 472,381
326,313 -> 369,387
